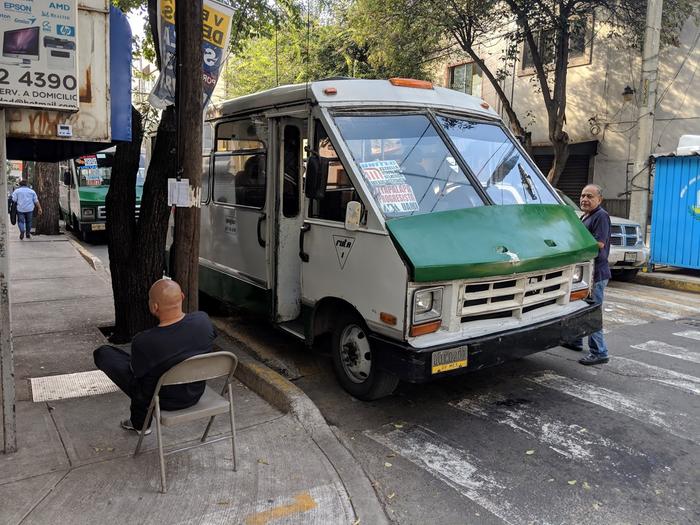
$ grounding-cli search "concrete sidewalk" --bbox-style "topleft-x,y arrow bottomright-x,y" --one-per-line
1,234 -> 386,524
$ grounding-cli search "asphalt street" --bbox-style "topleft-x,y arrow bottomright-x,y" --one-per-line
76,235 -> 700,524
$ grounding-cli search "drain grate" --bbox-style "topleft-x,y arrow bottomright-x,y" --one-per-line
31,370 -> 120,402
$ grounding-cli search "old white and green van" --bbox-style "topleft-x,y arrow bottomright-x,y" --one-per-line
59,148 -> 145,239
196,78 -> 601,399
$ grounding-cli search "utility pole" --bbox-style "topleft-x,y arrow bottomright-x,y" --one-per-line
629,0 -> 663,236
0,108 -> 17,454
172,0 -> 203,312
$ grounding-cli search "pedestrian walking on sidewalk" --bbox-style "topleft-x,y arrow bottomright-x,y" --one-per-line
94,279 -> 216,433
11,180 -> 42,239
563,184 -> 611,365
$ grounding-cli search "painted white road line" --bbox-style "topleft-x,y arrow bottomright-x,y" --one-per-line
606,356 -> 700,396
673,330 -> 700,343
527,372 -> 697,445
631,340 -> 700,364
451,393 -> 644,462
365,425 -> 536,525
605,289 -> 699,316
603,307 -> 648,327
609,302 -> 678,321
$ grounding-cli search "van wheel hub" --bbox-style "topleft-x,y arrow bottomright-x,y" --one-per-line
339,325 -> 371,384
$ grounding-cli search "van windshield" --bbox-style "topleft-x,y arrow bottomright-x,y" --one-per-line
333,114 -> 484,218
437,116 -> 557,205
75,153 -> 113,187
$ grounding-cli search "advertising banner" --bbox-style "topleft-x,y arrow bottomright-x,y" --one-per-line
150,0 -> 234,109
0,0 -> 79,111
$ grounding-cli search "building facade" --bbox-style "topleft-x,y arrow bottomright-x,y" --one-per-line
438,15 -> 700,218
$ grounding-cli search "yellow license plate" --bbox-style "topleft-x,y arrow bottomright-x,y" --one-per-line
431,346 -> 468,374
91,223 -> 106,231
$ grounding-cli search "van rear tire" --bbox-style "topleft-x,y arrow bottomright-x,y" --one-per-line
330,312 -> 399,400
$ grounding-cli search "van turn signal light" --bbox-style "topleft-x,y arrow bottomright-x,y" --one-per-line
410,320 -> 441,337
380,312 -> 397,326
389,78 -> 434,90
569,289 -> 589,302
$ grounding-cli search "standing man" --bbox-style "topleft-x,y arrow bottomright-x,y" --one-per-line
565,184 -> 611,365
94,279 -> 216,433
11,180 -> 42,240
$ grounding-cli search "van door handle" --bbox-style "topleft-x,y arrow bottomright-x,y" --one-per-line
257,213 -> 266,247
299,223 -> 311,262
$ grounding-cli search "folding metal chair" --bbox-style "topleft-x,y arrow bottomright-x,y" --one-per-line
134,351 -> 238,493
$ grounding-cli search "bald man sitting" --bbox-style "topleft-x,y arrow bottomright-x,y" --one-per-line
94,279 -> 216,434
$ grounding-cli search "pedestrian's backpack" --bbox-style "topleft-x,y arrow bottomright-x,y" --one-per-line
9,199 -> 17,225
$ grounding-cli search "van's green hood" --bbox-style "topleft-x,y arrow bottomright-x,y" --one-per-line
78,186 -> 143,206
386,204 -> 598,282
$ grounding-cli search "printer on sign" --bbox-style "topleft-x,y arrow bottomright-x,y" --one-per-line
43,36 -> 75,71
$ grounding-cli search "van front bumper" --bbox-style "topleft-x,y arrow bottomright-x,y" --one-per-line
369,302 -> 602,383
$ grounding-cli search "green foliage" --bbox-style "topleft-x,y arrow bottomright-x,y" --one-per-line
223,0 -> 443,97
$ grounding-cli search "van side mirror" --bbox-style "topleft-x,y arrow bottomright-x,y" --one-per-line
345,201 -> 362,231
63,171 -> 71,185
304,156 -> 329,199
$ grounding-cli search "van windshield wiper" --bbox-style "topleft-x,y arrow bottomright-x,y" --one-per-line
518,163 -> 538,200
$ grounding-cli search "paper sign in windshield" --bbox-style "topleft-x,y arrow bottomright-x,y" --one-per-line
359,160 -> 405,186
84,174 -> 103,186
376,184 -> 419,214
81,156 -> 98,168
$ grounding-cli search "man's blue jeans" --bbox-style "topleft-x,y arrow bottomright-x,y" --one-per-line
574,279 -> 608,357
17,211 -> 33,234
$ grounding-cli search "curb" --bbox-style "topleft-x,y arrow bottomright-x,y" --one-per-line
66,236 -> 106,273
635,272 -> 700,294
213,319 -> 390,525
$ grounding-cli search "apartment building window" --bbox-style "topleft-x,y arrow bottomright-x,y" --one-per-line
521,17 -> 592,71
448,62 -> 482,97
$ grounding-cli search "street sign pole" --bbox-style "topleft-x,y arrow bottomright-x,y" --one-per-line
0,107 -> 17,454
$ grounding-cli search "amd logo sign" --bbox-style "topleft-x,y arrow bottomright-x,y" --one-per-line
49,2 -> 71,10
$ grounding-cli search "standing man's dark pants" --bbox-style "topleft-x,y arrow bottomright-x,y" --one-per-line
94,345 -> 150,429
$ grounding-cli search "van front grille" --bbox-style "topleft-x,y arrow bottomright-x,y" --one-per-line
460,267 -> 570,323
96,205 -> 140,221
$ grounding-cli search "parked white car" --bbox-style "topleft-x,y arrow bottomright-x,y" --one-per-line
557,190 -> 648,281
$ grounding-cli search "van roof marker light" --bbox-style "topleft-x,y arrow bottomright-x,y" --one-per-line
480,101 -> 490,109
323,87 -> 337,95
389,78 -> 434,90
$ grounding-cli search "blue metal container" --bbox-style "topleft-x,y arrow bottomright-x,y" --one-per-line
650,156 -> 700,269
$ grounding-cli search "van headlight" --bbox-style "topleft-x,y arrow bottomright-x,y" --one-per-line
413,287 -> 443,324
81,207 -> 95,220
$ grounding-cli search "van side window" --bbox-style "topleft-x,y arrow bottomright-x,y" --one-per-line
283,125 -> 301,217
201,155 -> 210,204
213,153 -> 266,208
213,117 -> 267,208
308,122 -> 359,222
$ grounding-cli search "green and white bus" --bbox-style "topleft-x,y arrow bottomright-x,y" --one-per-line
190,78 -> 601,399
59,148 -> 145,239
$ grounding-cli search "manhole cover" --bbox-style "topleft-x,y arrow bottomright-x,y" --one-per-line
677,318 -> 700,328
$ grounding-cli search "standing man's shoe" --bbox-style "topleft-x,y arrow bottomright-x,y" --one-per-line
561,342 -> 584,352
26,233 -> 31,239
19,232 -> 24,240
579,354 -> 609,366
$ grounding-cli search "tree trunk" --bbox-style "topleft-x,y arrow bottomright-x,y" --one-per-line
171,0 -> 203,313
106,106 -> 176,343
34,162 -> 60,235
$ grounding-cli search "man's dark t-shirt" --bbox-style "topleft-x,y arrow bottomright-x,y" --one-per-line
582,206 -> 612,282
130,311 -> 216,410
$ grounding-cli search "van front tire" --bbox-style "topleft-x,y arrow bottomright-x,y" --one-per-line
331,312 -> 399,401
